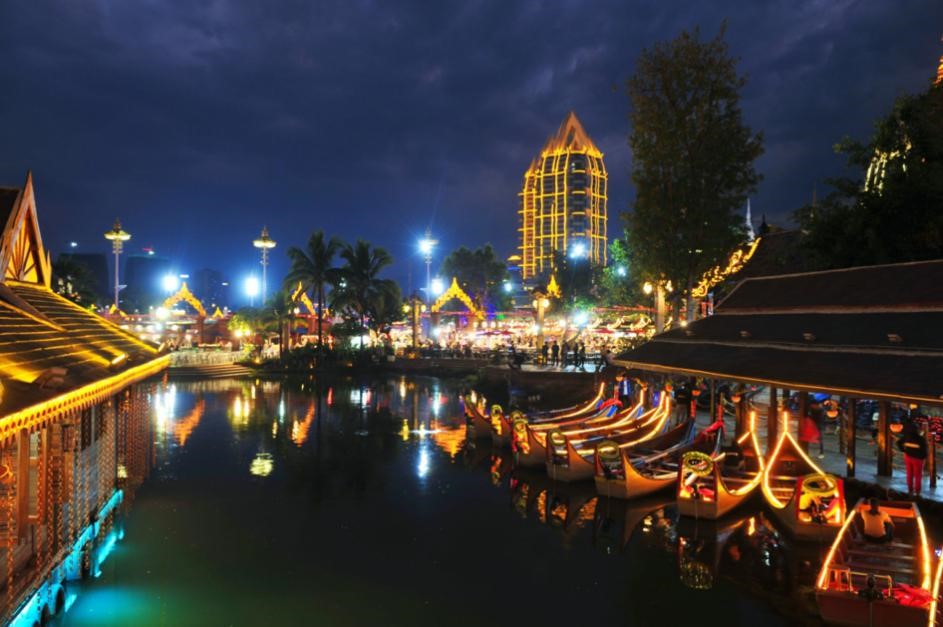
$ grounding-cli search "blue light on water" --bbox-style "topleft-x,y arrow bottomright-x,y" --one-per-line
8,489 -> 125,626
417,448 -> 430,479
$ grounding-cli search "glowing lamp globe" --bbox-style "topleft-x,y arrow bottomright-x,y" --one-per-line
252,227 -> 276,250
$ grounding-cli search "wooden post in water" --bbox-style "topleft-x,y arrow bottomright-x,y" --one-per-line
845,399 -> 856,478
877,401 -> 892,477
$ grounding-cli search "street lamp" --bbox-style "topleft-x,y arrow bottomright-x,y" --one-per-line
418,229 -> 437,304
104,219 -> 131,310
245,276 -> 260,307
252,226 -> 277,304
162,274 -> 180,294
532,293 -> 550,351
430,276 -> 445,297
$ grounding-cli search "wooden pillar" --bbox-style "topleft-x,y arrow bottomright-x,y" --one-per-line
845,399 -> 857,478
197,315 -> 206,345
928,431 -> 937,489
16,428 -> 28,536
709,380 -> 716,424
736,395 -> 747,438
877,401 -> 892,477
767,387 -> 778,453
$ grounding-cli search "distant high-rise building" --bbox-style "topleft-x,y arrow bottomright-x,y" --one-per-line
192,268 -> 229,310
519,112 -> 608,279
124,253 -> 171,312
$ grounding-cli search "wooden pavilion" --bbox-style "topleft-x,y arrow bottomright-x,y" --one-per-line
0,173 -> 168,623
616,260 -> 943,484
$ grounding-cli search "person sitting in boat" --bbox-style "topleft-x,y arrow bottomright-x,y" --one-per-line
857,574 -> 885,601
861,498 -> 894,544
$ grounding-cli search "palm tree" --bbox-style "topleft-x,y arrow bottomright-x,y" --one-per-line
332,240 -> 398,349
286,231 -> 343,365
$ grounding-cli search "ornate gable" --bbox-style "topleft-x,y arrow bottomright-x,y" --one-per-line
0,173 -> 51,288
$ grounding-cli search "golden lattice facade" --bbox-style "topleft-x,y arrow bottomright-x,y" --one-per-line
519,112 -> 608,279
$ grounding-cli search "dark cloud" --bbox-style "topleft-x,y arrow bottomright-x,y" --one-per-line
0,0 -> 940,299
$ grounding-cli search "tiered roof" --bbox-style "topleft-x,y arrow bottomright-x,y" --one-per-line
617,260 -> 943,403
0,173 -> 167,422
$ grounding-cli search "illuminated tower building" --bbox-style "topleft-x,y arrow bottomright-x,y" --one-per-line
519,111 -> 608,279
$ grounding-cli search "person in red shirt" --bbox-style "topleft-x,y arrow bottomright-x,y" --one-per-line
897,421 -> 928,497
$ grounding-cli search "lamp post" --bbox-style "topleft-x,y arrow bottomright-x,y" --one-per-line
104,219 -> 131,311
252,227 -> 277,304
532,292 -> 550,352
418,229 -> 437,305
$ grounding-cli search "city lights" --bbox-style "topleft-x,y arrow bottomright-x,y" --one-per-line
162,274 -> 179,293
569,241 -> 587,259
430,277 -> 445,296
245,276 -> 260,305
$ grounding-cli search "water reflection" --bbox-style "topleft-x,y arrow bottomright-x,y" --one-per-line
58,376 -> 804,626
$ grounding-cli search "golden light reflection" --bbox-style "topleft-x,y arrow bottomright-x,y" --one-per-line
290,402 -> 316,446
431,425 -> 466,459
249,452 -> 274,477
173,398 -> 205,446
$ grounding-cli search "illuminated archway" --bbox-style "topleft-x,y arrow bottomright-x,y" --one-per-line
162,282 -> 206,317
431,277 -> 485,320
290,282 -> 316,315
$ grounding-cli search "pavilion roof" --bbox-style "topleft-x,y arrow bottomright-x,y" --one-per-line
0,173 -> 165,419
616,260 -> 943,404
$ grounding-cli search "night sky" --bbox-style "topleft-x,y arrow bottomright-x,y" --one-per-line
1,1 -> 941,303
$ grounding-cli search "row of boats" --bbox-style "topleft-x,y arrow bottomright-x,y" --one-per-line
463,383 -> 943,627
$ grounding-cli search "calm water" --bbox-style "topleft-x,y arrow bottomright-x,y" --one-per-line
54,375 -> 826,626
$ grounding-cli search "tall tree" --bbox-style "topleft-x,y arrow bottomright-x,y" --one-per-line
332,240 -> 399,348
52,257 -> 99,306
796,82 -> 943,268
285,231 -> 343,364
624,24 -> 763,320
439,244 -> 509,309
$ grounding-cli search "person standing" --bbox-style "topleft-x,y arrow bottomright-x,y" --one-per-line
550,341 -> 560,367
540,341 -> 549,366
897,421 -> 928,497
674,383 -> 692,424
798,410 -> 821,456
577,342 -> 587,371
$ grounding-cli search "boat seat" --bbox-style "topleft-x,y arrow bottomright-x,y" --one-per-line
846,549 -> 913,563
845,561 -> 916,577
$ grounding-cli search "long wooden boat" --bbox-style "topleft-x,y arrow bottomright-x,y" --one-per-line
466,383 -> 610,446
816,499 -> 936,627
529,382 -> 608,423
761,418 -> 846,540
676,412 -> 765,520
463,395 -> 495,440
545,395 -> 672,482
513,401 -> 642,468
594,418 -> 702,500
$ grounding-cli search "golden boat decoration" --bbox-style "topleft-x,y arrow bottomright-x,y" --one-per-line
761,411 -> 846,540
676,411 -> 765,520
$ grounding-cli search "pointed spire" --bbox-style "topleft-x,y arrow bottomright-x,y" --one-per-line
744,199 -> 755,241
759,213 -> 769,236
543,111 -> 602,155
